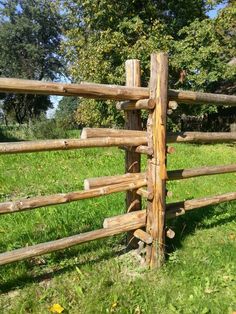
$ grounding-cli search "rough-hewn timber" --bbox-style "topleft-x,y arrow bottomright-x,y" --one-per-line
0,137 -> 147,154
84,172 -> 146,190
146,52 -> 168,268
0,78 -> 236,105
0,218 -> 145,266
103,192 -> 236,228
0,179 -> 147,215
81,128 -> 236,144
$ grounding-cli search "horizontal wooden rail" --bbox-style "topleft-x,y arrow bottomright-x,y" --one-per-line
0,78 -> 148,100
84,172 -> 146,190
81,128 -> 236,144
0,217 -> 145,266
168,164 -> 236,180
0,78 -> 236,105
168,89 -> 236,106
167,132 -> 236,143
0,137 -> 147,154
116,99 -> 156,110
0,179 -> 147,215
0,129 -> 236,154
85,164 -> 236,189
81,128 -> 145,139
103,209 -> 146,228
0,191 -> 235,265
119,145 -> 153,155
1,131 -> 234,155
103,192 -> 236,228
167,191 -> 236,218
116,99 -> 178,111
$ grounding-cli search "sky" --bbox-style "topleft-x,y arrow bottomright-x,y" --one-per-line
207,2 -> 227,18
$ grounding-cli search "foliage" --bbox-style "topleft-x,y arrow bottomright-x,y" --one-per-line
1,94 -> 52,125
75,99 -> 125,128
55,96 -> 78,130
62,0 -> 210,127
171,4 -> 236,116
62,1 -> 235,127
0,0 -> 64,123
28,116 -> 72,139
0,117 -> 72,141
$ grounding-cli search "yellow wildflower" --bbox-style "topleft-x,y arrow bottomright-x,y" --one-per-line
49,303 -> 64,313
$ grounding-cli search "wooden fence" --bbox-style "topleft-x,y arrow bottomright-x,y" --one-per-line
0,53 -> 236,268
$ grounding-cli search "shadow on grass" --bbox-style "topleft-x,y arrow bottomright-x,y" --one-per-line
0,238 -> 126,293
1,202 -> 235,293
166,202 -> 236,256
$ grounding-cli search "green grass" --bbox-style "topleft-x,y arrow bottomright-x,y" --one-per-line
0,136 -> 235,313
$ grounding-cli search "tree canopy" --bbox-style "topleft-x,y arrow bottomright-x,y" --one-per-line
62,0 -> 235,127
0,0 -> 64,123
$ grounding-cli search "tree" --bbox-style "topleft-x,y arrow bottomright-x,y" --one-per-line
0,0 -> 64,123
62,0 -> 228,127
55,96 -> 78,129
171,3 -> 236,117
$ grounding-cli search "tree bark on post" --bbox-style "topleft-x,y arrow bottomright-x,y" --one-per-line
146,53 -> 168,268
125,59 -> 142,248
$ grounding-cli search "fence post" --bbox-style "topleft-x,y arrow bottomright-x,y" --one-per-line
146,52 -> 168,268
125,59 -> 142,248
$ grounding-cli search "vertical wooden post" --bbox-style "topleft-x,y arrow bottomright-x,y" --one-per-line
146,53 -> 168,268
125,59 -> 142,248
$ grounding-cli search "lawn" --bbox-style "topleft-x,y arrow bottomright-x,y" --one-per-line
0,132 -> 235,313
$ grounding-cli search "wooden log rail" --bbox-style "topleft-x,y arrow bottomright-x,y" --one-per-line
103,191 -> 236,228
0,78 -> 236,106
116,99 -> 156,110
167,164 -> 236,181
84,173 -> 146,190
1,191 -> 235,266
81,128 -> 236,143
167,132 -> 236,143
0,131 -> 235,155
0,216 -> 145,266
0,137 -> 147,154
81,128 -> 145,139
0,179 -> 147,215
1,163 -> 234,215
84,163 -> 236,189
116,99 -> 178,111
166,191 -> 236,218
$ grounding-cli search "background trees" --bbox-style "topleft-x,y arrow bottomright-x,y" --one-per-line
0,0 -> 64,124
62,0 -> 235,128
0,0 -> 234,129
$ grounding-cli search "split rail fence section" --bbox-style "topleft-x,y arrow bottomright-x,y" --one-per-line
0,53 -> 236,268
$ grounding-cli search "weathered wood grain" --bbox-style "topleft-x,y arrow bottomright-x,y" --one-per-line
0,137 -> 147,154
124,59 -> 142,248
0,218 -> 145,266
146,52 -> 168,268
84,172 -> 146,190
103,192 -> 236,228
0,78 -> 236,105
0,179 -> 147,215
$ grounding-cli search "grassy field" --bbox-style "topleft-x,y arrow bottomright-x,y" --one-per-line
0,130 -> 235,313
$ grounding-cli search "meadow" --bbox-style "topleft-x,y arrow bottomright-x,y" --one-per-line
0,129 -> 235,313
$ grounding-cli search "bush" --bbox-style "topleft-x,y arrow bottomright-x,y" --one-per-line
28,117 -> 72,139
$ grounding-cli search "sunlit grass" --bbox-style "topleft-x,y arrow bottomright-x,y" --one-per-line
0,140 -> 235,313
